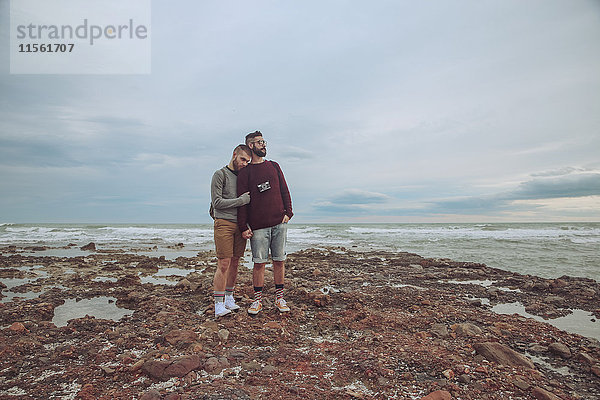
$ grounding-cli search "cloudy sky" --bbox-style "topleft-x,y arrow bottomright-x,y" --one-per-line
1,0 -> 599,223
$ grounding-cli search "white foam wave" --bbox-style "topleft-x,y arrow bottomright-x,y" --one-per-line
0,225 -> 214,246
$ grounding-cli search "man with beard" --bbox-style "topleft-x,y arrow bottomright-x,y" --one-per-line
211,144 -> 252,318
237,131 -> 293,315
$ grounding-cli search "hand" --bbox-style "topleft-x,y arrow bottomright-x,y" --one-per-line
282,215 -> 290,224
239,192 -> 250,205
242,229 -> 253,239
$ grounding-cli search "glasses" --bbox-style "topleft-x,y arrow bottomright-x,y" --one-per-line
253,140 -> 267,146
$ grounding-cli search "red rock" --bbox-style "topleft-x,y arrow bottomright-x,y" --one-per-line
474,366 -> 488,374
415,331 -> 429,339
264,321 -> 282,329
142,360 -> 171,380
548,342 -> 571,358
130,359 -> 145,372
9,322 -> 27,333
309,291 -> 330,307
420,390 -> 452,400
163,355 -> 201,378
442,369 -> 454,380
451,322 -> 482,336
164,394 -> 182,400
591,364 -> 600,377
165,329 -> 198,345
473,342 -> 535,369
139,389 -> 161,400
80,242 -> 96,251
76,383 -> 95,400
576,352 -> 596,365
204,356 -> 223,375
531,386 -> 562,400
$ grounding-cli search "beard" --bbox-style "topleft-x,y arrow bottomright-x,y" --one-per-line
253,147 -> 266,157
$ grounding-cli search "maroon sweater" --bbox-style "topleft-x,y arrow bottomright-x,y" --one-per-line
237,160 -> 293,231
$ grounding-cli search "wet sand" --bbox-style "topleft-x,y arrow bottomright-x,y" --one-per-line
1,245 -> 599,399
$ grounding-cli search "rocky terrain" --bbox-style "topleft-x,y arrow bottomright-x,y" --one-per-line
1,245 -> 599,399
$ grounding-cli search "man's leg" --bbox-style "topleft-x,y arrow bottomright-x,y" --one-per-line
271,223 -> 290,312
213,257 -> 232,317
213,219 -> 236,317
249,262 -> 266,314
224,257 -> 240,310
272,261 -> 285,286
248,227 -> 269,315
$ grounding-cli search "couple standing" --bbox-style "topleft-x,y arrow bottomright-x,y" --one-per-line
210,131 -> 293,318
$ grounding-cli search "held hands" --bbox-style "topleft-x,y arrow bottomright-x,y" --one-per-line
282,215 -> 290,224
242,229 -> 253,239
239,192 -> 250,205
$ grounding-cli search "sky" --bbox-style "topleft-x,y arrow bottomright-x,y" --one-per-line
1,0 -> 599,223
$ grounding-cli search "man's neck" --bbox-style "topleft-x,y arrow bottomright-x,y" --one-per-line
251,155 -> 264,164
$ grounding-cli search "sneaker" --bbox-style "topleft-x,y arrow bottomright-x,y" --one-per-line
275,298 -> 290,312
215,302 -> 232,318
224,295 -> 240,311
247,300 -> 263,315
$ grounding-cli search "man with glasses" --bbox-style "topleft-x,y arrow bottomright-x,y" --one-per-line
211,144 -> 252,318
237,131 -> 293,315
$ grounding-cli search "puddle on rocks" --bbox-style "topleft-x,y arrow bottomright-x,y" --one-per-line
492,302 -> 600,341
93,277 -> 118,283
391,283 -> 427,291
442,279 -> 522,292
445,279 -> 495,287
465,295 -> 491,305
138,266 -> 194,286
526,352 -> 573,376
52,297 -> 133,327
139,273 -> 177,286
153,267 -> 192,277
1,265 -> 49,303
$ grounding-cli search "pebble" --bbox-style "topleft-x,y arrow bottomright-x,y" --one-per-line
549,342 -> 572,359
218,328 -> 230,342
420,390 -> 452,400
531,386 -> 562,400
451,322 -> 482,336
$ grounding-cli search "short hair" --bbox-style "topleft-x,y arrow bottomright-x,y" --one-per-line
245,130 -> 263,145
234,144 -> 251,157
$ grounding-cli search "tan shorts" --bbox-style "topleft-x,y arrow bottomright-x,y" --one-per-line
214,219 -> 246,259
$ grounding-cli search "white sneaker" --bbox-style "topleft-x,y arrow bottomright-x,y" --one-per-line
224,295 -> 240,311
215,302 -> 232,318
275,298 -> 290,312
248,300 -> 263,315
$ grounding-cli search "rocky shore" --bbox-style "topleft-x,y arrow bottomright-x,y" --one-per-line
1,245 -> 599,399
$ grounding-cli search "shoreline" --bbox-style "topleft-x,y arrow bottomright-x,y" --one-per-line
1,246 -> 599,399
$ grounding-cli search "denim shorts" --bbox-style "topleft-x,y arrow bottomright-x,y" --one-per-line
250,223 -> 287,263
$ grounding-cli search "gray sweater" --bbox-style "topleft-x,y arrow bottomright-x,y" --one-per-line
210,166 -> 250,223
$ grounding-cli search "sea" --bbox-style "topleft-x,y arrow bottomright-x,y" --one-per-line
1,222 -> 599,282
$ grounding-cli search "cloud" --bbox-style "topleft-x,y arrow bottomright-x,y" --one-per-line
312,169 -> 600,217
430,169 -> 600,214
511,172 -> 600,200
131,153 -> 197,171
276,145 -> 314,161
312,189 -> 410,214
329,189 -> 391,205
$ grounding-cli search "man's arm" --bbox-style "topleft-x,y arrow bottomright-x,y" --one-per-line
236,167 -> 251,233
273,161 -> 293,220
211,170 -> 249,210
